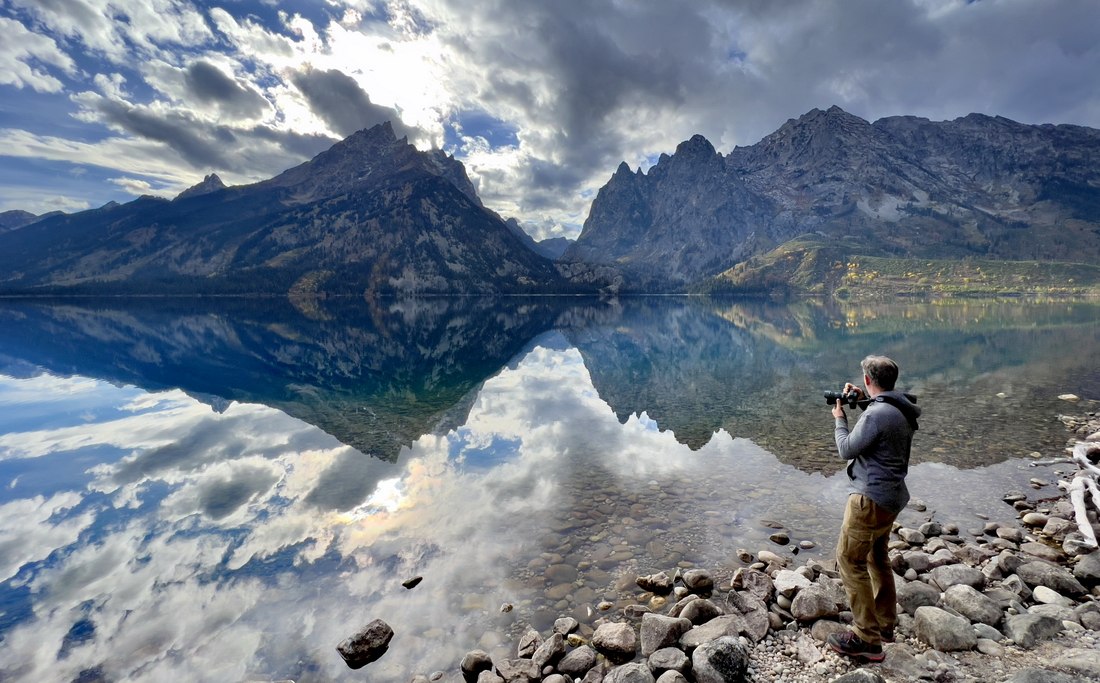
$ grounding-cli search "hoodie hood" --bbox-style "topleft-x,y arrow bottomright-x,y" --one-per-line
875,390 -> 921,430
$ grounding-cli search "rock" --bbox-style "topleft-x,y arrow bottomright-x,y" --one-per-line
1051,648 -> 1100,679
691,636 -> 749,683
809,619 -> 847,643
897,580 -> 940,615
791,586 -> 839,622
976,638 -> 1004,656
1020,541 -> 1064,563
1032,585 -> 1073,606
655,671 -> 688,683
1003,613 -> 1064,649
496,658 -> 541,683
559,645 -> 599,678
773,570 -> 812,597
336,618 -> 394,669
593,623 -> 637,661
402,575 -> 423,589
757,550 -> 787,567
943,584 -> 1002,626
682,569 -> 715,593
1073,550 -> 1100,586
1017,561 -> 1087,596
647,647 -> 690,676
532,633 -> 565,669
638,572 -> 674,595
1027,604 -> 1075,623
668,595 -> 698,618
517,629 -> 542,658
901,550 -> 934,573
461,650 -> 494,682
554,617 -> 580,635
477,670 -> 505,683
679,598 -> 721,625
1058,393 -> 1080,401
624,604 -> 652,620
1004,669 -> 1081,683
897,528 -> 926,545
928,564 -> 985,591
973,622 -> 1005,641
1022,512 -> 1049,527
996,527 -> 1026,543
913,606 -> 977,651
603,662 -> 655,683
678,614 -> 748,651
1042,517 -> 1073,540
544,675 -> 569,683
640,614 -> 693,657
830,670 -> 886,683
736,568 -> 773,603
1074,602 -> 1100,630
769,531 -> 790,544
793,632 -> 823,665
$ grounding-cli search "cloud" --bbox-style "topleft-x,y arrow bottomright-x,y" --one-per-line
288,65 -> 419,139
182,61 -> 272,122
0,17 -> 77,93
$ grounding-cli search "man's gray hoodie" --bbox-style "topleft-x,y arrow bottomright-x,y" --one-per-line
834,390 -> 921,513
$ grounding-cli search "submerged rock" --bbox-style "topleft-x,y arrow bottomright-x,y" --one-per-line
336,618 -> 394,669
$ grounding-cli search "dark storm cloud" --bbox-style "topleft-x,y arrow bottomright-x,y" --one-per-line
183,61 -> 270,120
289,66 -> 419,140
90,96 -> 232,169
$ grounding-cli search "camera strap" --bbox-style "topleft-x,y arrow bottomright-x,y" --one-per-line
874,394 -> 919,431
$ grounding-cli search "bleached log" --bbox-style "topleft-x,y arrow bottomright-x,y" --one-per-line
1071,442 -> 1100,479
1065,476 -> 1099,549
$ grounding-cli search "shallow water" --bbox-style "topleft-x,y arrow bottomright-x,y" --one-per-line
0,297 -> 1097,682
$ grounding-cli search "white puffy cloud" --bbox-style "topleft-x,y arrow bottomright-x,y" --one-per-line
0,17 -> 77,93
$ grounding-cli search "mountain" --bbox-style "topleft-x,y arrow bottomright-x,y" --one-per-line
0,210 -> 40,233
563,106 -> 1100,290
0,122 -> 566,296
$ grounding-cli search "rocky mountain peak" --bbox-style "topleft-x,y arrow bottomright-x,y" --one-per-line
674,134 -> 718,159
175,173 -> 226,200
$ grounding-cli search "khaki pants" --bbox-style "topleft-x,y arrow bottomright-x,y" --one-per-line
836,493 -> 898,645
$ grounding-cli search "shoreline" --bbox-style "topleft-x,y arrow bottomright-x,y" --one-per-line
433,408 -> 1100,683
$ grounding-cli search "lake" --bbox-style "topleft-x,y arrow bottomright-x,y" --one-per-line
0,296 -> 1097,682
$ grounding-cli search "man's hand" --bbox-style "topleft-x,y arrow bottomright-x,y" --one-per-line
832,398 -> 846,419
843,382 -> 865,399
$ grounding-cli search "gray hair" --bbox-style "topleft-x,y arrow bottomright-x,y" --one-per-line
861,355 -> 899,391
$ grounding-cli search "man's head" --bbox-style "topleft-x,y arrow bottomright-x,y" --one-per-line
861,355 -> 898,392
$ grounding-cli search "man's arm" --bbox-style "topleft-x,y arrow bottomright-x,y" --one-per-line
834,406 -> 878,460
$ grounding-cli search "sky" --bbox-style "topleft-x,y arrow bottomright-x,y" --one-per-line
2,0 -> 1099,240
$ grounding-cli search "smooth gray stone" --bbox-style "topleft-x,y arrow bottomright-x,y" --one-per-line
897,580 -> 940,615
558,645 -> 598,678
943,584 -> 1002,626
1073,550 -> 1100,586
647,647 -> 690,676
678,614 -> 746,651
1051,648 -> 1100,679
655,671 -> 688,683
1016,561 -> 1087,596
1003,613 -> 1063,649
914,606 -> 977,651
928,564 -> 985,591
791,585 -> 839,622
593,622 -> 638,661
461,650 -> 494,682
679,598 -> 721,625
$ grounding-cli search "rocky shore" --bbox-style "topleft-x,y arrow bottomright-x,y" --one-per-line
431,409 -> 1100,683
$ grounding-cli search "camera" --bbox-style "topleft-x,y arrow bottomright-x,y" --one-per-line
823,390 -> 870,410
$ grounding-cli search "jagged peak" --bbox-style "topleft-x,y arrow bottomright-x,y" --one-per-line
176,173 -> 226,200
674,134 -> 718,158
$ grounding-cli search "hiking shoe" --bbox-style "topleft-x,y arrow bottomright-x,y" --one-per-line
827,631 -> 885,662
881,628 -> 895,643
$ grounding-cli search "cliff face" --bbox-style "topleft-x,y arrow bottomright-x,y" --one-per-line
0,123 -> 564,296
564,106 -> 1100,290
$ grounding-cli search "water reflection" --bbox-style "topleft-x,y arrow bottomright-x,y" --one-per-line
0,297 -> 1098,682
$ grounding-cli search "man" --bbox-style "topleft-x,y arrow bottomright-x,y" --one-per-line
826,355 -> 921,662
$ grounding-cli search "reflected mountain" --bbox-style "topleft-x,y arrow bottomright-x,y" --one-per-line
0,297 -> 567,463
1,297 -> 1097,472
564,298 -> 1100,470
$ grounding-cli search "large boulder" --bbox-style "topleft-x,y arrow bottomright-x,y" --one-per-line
897,581 -> 940,615
679,598 -> 722,625
336,619 -> 394,669
914,606 -> 977,651
1072,550 -> 1100,586
679,614 -> 747,651
691,636 -> 750,683
790,586 -> 839,622
647,647 -> 690,677
533,633 -> 565,669
461,650 -> 494,682
928,564 -> 985,591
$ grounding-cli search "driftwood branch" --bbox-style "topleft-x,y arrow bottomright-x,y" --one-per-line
1072,442 -> 1100,479
1058,476 -> 1099,550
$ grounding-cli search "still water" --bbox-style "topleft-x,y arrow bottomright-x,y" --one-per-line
0,297 -> 1097,682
